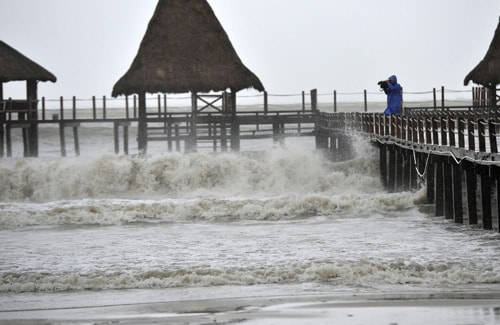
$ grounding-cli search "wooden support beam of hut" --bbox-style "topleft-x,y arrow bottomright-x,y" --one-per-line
59,122 -> 80,157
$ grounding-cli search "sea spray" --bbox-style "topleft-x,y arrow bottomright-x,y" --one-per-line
0,145 -> 383,202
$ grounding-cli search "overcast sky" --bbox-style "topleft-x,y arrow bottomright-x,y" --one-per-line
1,0 -> 499,104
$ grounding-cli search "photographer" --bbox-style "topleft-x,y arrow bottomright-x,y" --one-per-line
378,75 -> 402,115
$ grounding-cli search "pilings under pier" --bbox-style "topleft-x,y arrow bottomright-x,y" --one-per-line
377,141 -> 500,232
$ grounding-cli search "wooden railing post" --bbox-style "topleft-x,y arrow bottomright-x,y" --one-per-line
478,119 -> 486,152
489,120 -> 498,153
310,89 -> 317,113
468,119 -> 475,151
263,91 -> 268,114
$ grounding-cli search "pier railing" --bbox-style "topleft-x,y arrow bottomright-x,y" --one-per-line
319,110 -> 500,157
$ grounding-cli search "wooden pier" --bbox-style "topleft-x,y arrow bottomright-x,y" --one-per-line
317,107 -> 500,232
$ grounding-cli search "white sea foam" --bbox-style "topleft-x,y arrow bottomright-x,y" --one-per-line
2,133 -> 499,311
0,141 -> 383,202
1,259 -> 499,294
0,191 -> 417,227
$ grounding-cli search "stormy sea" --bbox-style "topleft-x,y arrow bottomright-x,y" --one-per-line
1,116 -> 500,324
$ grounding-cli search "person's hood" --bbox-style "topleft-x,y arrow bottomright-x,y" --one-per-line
389,75 -> 398,84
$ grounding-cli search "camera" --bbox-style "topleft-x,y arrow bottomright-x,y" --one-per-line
377,80 -> 389,90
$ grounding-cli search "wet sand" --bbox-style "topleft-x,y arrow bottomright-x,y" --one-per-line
2,292 -> 500,324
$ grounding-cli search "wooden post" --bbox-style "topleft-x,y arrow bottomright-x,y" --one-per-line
478,165 -> 492,230
432,117 -> 439,145
458,117 -> 465,148
221,123 -> 227,152
463,161 -> 478,225
125,95 -> 130,119
163,94 -> 167,116
59,122 -> 66,157
448,117 -> 455,147
302,91 -> 306,111
441,117 -> 447,146
103,96 -> 107,119
409,149 -> 417,190
433,88 -> 437,110
333,90 -> 337,113
6,124 -> 11,157
441,86 -> 445,110
396,148 -> 404,191
452,161 -> 463,224
133,95 -> 137,119
434,156 -> 444,216
0,85 -> 3,157
493,166 -> 500,232
157,94 -> 161,118
417,118 -> 424,144
230,91 -> 240,152
425,117 -> 432,144
444,158 -> 454,219
73,125 -> 80,156
402,149 -> 411,191
363,89 -> 367,112
42,97 -> 45,121
114,122 -> 119,154
27,80 -> 38,157
123,123 -> 129,155
72,96 -> 77,120
489,119 -> 498,153
175,124 -> 180,152
310,89 -> 317,113
138,93 -> 147,154
188,92 -> 197,153
468,119 -> 475,151
263,91 -> 268,114
478,119 -> 486,152
273,119 -> 282,146
92,96 -> 97,120
388,144 -> 396,192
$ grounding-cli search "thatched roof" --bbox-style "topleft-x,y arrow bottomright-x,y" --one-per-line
112,0 -> 264,97
0,41 -> 56,83
464,17 -> 500,87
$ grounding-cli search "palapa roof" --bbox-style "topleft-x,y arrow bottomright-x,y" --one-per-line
0,41 -> 56,83
464,17 -> 500,87
112,0 -> 264,97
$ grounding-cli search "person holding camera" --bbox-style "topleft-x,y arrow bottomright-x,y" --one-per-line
378,75 -> 402,115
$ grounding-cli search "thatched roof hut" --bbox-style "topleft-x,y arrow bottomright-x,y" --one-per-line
0,41 -> 56,157
112,0 -> 264,97
464,17 -> 500,87
0,41 -> 56,83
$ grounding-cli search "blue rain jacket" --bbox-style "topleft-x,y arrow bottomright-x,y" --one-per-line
383,75 -> 402,115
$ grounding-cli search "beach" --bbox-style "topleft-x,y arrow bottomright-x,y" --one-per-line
2,290 -> 500,324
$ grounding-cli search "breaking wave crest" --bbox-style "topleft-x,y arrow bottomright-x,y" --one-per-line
2,259 -> 499,293
0,145 -> 383,202
0,192 -> 417,227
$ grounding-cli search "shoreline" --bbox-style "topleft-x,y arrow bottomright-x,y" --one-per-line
2,291 -> 500,324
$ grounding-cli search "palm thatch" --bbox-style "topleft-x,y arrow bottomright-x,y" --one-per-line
464,17 -> 500,87
112,0 -> 264,97
0,41 -> 56,83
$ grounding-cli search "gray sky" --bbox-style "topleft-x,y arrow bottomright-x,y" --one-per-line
1,0 -> 499,104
